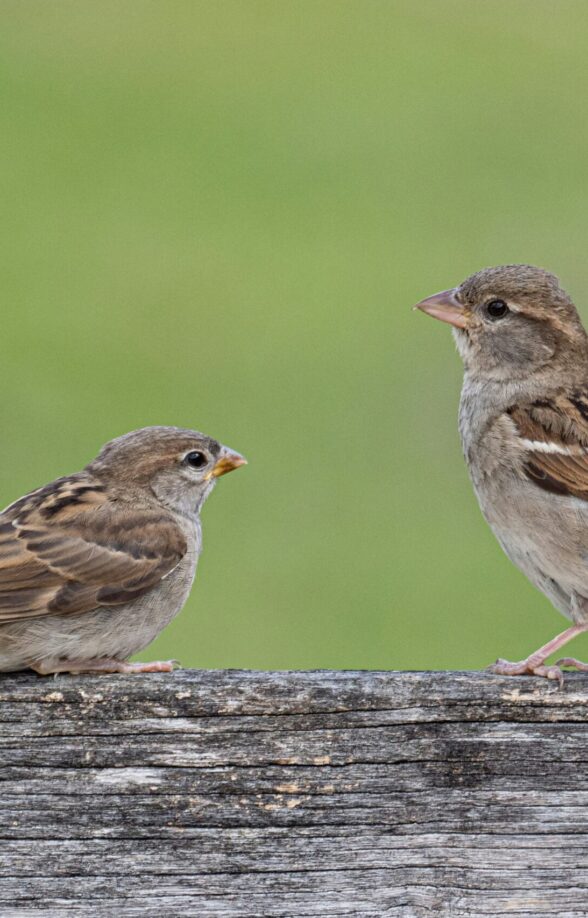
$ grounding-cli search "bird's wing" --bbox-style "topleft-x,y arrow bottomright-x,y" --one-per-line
0,475 -> 187,623
506,392 -> 588,499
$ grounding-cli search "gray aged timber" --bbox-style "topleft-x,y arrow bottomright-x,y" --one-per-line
0,670 -> 587,917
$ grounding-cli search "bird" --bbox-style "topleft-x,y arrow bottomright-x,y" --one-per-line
0,426 -> 246,675
414,264 -> 588,683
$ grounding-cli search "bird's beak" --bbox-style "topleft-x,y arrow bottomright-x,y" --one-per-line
205,448 -> 247,480
413,288 -> 468,329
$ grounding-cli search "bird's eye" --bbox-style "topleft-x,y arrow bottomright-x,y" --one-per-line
485,299 -> 509,320
184,451 -> 208,469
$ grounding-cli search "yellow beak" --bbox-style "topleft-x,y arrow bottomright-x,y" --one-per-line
204,449 -> 247,480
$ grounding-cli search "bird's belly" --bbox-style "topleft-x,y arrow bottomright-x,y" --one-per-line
477,477 -> 588,620
0,548 -> 199,671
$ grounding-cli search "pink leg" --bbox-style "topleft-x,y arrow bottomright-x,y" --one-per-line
488,624 -> 588,685
29,658 -> 180,676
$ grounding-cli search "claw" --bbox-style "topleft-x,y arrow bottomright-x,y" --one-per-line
531,663 -> 565,687
486,624 -> 588,686
487,658 -> 530,676
487,658 -> 564,687
30,658 -> 180,676
556,657 -> 588,673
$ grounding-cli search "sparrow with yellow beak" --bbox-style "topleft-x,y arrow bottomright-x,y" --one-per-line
0,426 -> 246,675
416,265 -> 588,683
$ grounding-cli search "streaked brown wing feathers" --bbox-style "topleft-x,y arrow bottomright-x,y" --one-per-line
508,394 -> 588,499
0,475 -> 187,623
525,454 -> 588,498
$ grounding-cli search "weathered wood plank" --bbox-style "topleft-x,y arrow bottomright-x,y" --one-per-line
0,669 -> 587,916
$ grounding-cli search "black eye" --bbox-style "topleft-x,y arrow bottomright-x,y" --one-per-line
184,451 -> 208,469
486,299 -> 509,320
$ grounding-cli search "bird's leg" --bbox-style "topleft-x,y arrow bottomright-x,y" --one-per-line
29,658 -> 180,675
556,596 -> 588,670
488,623 -> 588,684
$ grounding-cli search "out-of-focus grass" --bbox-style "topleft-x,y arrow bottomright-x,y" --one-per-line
1,0 -> 588,669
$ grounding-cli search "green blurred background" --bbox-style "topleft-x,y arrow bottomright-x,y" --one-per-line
1,0 -> 588,670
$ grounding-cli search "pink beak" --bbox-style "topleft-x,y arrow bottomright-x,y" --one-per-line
413,288 -> 468,329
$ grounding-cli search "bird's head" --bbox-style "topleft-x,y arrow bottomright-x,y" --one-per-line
87,426 -> 246,514
414,265 -> 588,381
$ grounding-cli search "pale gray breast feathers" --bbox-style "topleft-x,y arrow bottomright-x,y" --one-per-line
458,379 -> 588,621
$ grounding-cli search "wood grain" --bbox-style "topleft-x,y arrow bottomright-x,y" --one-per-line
1,669 -> 587,916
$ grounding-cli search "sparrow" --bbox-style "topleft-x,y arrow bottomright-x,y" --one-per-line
415,264 -> 588,683
0,426 -> 246,675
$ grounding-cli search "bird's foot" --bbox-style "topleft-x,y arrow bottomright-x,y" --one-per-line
486,625 -> 588,687
30,658 -> 180,675
487,658 -> 564,686
556,657 -> 588,673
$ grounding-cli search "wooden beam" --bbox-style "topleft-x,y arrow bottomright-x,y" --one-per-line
1,669 -> 587,916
